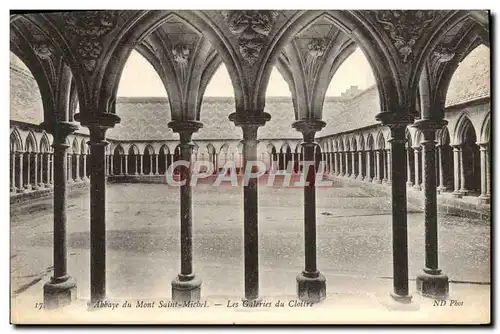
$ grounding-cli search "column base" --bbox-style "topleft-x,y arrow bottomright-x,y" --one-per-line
365,177 -> 372,182
171,275 -> 202,302
437,186 -> 448,194
413,184 -> 422,191
460,189 -> 469,196
17,187 -> 26,193
406,181 -> 413,187
452,191 -> 463,198
374,179 -> 382,184
390,291 -> 413,304
43,276 -> 77,309
478,195 -> 490,204
296,271 -> 326,303
416,270 -> 449,299
10,187 -> 17,193
386,180 -> 392,185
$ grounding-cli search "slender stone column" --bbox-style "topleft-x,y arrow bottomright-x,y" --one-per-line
168,120 -> 204,301
49,153 -> 54,185
386,149 -> 392,184
406,148 -> 413,187
155,154 -> 159,175
292,119 -> 327,303
229,112 -> 270,301
375,150 -> 382,183
124,155 -> 129,175
382,151 -> 388,183
33,153 -> 39,189
108,154 -> 113,176
139,154 -> 144,175
38,153 -> 45,188
66,155 -> 72,183
333,152 -> 338,175
26,152 -> 32,190
17,152 -> 25,192
413,148 -> 421,190
134,155 -> 138,175
478,143 -> 490,204
459,146 -> 468,195
42,121 -> 79,309
45,153 -> 51,186
337,153 -> 342,176
11,152 -> 17,192
376,111 -> 413,303
451,145 -> 462,197
350,151 -> 356,179
365,151 -> 371,181
357,151 -> 363,179
414,120 -> 449,298
437,146 -> 447,193
74,154 -> 80,182
344,152 -> 349,177
147,154 -> 152,175
119,156 -> 123,175
329,152 -> 334,174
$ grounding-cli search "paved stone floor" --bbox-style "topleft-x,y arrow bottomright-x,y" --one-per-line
10,178 -> 491,324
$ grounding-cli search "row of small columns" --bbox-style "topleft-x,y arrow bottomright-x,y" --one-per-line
323,149 -> 391,183
10,151 -> 53,193
40,112 -> 451,309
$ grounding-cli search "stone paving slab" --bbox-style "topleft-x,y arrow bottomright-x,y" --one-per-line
10,181 -> 490,324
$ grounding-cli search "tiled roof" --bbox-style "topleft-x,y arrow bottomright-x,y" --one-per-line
446,45 -> 490,107
9,66 -> 44,125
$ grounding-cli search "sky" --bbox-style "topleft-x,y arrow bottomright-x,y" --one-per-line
116,48 -> 376,98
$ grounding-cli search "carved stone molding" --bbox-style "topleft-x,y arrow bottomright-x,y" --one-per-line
222,10 -> 278,66
374,10 -> 436,63
32,42 -> 55,60
63,11 -> 119,72
305,38 -> 327,81
172,44 -> 190,84
431,44 -> 455,64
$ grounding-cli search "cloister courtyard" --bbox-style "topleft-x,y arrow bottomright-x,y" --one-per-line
11,177 -> 490,323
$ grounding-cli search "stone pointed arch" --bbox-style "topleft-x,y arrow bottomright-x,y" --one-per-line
407,10 -> 489,114
144,144 -> 155,155
350,136 -> 357,151
358,135 -> 366,152
479,113 -> 490,144
11,15 -> 77,126
160,144 -> 170,155
376,131 -> 385,150
25,131 -> 38,153
10,127 -> 23,151
39,132 -> 51,152
113,144 -> 125,155
72,137 -> 80,154
453,112 -> 477,145
366,133 -> 375,151
437,126 -> 451,146
128,144 -> 140,155
419,21 -> 489,119
267,143 -> 277,154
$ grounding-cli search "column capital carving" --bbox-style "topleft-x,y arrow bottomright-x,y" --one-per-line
375,111 -> 414,129
40,121 -> 79,143
168,120 -> 203,144
478,142 -> 490,150
292,119 -> 326,144
74,112 -> 121,129
229,112 -> 271,128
